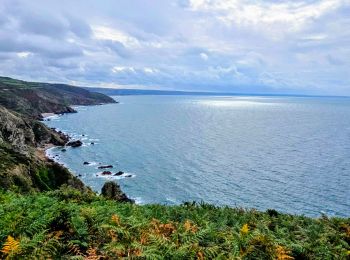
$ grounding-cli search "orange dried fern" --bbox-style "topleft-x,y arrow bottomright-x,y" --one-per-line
276,245 -> 294,260
1,236 -> 20,256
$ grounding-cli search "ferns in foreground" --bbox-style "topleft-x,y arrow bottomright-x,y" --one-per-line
0,188 -> 349,259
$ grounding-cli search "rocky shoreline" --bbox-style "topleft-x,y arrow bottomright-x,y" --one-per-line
42,112 -> 134,203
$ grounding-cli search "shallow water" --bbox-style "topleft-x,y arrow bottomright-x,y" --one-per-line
45,95 -> 350,217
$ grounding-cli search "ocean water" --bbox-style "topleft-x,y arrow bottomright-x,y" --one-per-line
45,95 -> 350,217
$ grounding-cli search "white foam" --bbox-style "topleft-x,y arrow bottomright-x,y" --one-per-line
133,197 -> 144,205
87,162 -> 98,166
95,172 -> 136,180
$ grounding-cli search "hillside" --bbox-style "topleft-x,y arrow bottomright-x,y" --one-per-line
0,77 -> 116,119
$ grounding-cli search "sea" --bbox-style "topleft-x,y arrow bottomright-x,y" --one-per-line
45,95 -> 350,217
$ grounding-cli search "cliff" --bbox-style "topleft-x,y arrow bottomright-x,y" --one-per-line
0,76 -> 116,193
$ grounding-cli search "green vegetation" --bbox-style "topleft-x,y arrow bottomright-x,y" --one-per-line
0,187 -> 349,259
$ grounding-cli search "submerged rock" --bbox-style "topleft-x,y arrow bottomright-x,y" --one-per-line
98,165 -> 113,169
61,148 -> 67,152
83,161 -> 90,165
101,171 -> 112,175
66,140 -> 83,148
124,174 -> 132,178
101,181 -> 134,203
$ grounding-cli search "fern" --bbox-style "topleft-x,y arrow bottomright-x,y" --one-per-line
1,235 -> 20,256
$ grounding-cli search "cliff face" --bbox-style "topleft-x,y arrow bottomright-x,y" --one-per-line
0,76 -> 116,193
0,105 -> 85,193
0,106 -> 35,154
0,76 -> 116,119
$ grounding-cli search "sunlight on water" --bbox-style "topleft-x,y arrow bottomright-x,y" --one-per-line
198,100 -> 275,107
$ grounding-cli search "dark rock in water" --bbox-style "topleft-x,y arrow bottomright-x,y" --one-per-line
101,181 -> 134,203
114,171 -> 124,176
82,134 -> 85,137
47,158 -> 55,163
124,174 -> 132,178
83,161 -> 90,165
66,140 -> 83,147
266,209 -> 279,217
101,171 -> 112,175
98,165 -> 113,169
78,174 -> 82,177
61,148 -> 67,152
91,142 -> 95,145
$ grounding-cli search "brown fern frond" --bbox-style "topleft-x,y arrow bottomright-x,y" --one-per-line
150,219 -> 176,238
197,251 -> 205,260
1,235 -> 20,255
84,247 -> 101,260
111,214 -> 121,225
276,245 -> 294,260
184,220 -> 198,233
68,243 -> 83,256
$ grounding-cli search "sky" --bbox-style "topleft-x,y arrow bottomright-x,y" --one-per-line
0,0 -> 349,95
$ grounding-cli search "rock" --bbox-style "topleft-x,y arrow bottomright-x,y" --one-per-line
114,171 -> 124,176
98,165 -> 113,169
101,171 -> 112,175
61,148 -> 67,152
124,174 -> 132,178
78,174 -> 82,177
66,140 -> 83,147
101,181 -> 134,203
83,161 -> 90,165
91,142 -> 95,145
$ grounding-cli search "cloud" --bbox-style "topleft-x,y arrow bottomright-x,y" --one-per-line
0,0 -> 349,95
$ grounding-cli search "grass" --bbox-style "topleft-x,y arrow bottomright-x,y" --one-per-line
0,187 -> 349,259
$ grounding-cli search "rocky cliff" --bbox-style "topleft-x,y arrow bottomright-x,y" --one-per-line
0,76 -> 116,193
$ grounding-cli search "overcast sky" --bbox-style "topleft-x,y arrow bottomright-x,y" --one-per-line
0,0 -> 349,95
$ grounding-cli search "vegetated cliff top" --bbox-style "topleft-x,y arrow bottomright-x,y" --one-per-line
0,76 -> 116,119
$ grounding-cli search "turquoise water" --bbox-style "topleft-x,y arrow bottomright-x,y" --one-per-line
45,95 -> 350,217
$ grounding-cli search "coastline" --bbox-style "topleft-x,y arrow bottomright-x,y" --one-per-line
39,107 -> 134,191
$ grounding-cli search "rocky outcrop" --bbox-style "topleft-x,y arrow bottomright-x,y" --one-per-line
0,106 -> 68,156
66,140 -> 83,147
101,181 -> 134,203
0,106 -> 35,155
98,165 -> 113,169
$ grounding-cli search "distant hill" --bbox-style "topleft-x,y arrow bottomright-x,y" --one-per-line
85,87 -> 237,96
0,77 -> 116,119
85,87 -> 325,98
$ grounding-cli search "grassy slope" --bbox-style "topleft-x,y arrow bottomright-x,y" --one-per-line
0,187 -> 349,259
